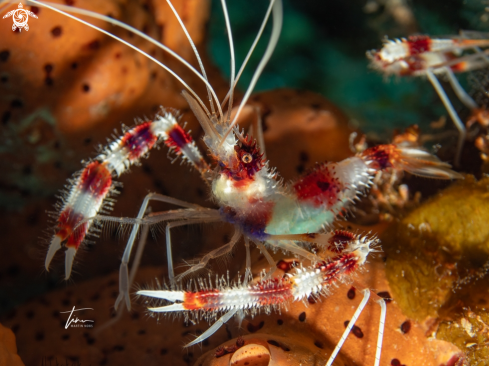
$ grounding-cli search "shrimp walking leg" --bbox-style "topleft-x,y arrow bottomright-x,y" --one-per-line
442,67 -> 478,110
165,217 -> 225,283
265,239 -> 319,262
254,241 -> 276,268
426,68 -> 466,166
174,227 -> 242,283
115,193 -> 218,311
95,220 -> 151,336
244,237 -> 252,282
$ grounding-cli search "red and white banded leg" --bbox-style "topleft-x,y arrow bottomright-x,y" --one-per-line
138,231 -> 377,346
46,112 -> 209,280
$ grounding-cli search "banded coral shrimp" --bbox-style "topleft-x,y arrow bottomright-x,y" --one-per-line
368,32 -> 489,168
0,0 -> 466,366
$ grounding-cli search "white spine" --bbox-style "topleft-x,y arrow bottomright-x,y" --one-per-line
290,267 -> 324,301
137,289 -> 184,302
379,39 -> 409,63
151,113 -> 178,136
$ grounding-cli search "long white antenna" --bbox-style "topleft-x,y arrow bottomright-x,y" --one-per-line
165,0 -> 218,119
26,0 -> 222,118
220,0 -> 236,125
219,0 -> 283,145
325,289 -> 370,366
374,299 -> 387,366
221,0 -> 276,109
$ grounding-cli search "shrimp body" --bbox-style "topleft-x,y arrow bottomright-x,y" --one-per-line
368,35 -> 489,76
217,143 -> 460,239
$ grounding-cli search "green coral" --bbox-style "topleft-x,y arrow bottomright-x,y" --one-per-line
382,175 -> 489,364
437,310 -> 489,366
382,175 -> 489,320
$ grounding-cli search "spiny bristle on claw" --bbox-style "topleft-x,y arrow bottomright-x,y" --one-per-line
361,145 -> 463,180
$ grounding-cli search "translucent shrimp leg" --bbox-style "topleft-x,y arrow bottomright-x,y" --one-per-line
244,237 -> 252,281
425,68 -> 466,167
174,227 -> 242,283
164,218 -> 226,283
137,230 -> 377,347
94,215 -> 151,336
46,113 -> 209,280
442,67 -> 478,110
116,204 -> 221,311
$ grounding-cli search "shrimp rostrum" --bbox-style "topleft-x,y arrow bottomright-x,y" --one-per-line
38,0 -> 462,359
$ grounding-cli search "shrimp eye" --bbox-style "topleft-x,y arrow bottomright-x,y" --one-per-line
241,153 -> 253,164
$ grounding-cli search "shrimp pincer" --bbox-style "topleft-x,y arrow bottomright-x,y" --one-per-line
46,112 -> 206,279
137,230 -> 379,348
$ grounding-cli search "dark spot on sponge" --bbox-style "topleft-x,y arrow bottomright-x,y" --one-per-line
246,320 -> 264,333
0,50 -> 10,62
86,40 -> 100,50
377,291 -> 392,303
35,331 -> 45,341
343,320 -> 364,338
400,320 -> 411,334
2,111 -> 11,125
44,64 -> 53,73
51,26 -> 62,37
11,99 -> 23,108
299,151 -> 309,162
298,312 -> 306,322
267,339 -> 290,352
